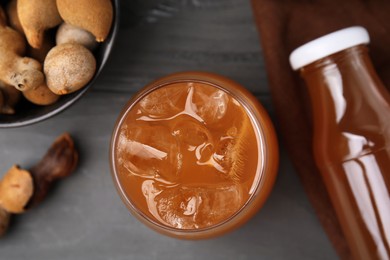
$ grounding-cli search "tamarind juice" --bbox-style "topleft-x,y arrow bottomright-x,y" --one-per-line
110,72 -> 278,239
301,46 -> 390,259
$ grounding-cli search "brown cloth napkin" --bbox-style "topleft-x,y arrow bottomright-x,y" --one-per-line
250,0 -> 390,259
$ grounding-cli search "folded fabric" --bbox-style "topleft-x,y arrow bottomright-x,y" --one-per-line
251,0 -> 390,258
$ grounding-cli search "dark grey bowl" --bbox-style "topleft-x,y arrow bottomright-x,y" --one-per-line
0,0 -> 120,128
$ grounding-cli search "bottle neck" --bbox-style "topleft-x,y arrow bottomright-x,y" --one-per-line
300,45 -> 390,127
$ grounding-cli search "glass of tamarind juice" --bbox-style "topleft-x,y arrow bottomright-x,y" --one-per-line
110,72 -> 278,239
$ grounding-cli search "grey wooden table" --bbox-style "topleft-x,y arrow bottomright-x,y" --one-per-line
0,1 -> 337,259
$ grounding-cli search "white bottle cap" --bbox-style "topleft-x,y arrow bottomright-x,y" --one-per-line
289,26 -> 370,70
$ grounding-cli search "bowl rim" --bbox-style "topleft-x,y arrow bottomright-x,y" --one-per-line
0,0 -> 120,128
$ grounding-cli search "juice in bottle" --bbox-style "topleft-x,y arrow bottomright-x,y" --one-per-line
290,27 -> 390,259
110,72 -> 278,239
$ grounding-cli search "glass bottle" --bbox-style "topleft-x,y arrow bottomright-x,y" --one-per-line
290,27 -> 390,260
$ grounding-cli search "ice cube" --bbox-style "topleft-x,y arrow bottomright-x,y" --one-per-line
172,117 -> 217,166
117,123 -> 182,182
192,84 -> 229,125
142,180 -> 244,229
172,118 -> 212,147
139,84 -> 188,118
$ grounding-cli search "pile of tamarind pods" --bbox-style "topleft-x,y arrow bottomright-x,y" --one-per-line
0,0 -> 113,114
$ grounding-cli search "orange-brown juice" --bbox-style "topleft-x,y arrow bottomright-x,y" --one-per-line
290,27 -> 390,259
110,72 -> 278,239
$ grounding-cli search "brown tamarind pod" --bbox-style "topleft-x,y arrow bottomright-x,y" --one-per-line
17,0 -> 62,48
0,133 -> 78,237
56,0 -> 113,42
26,133 -> 78,208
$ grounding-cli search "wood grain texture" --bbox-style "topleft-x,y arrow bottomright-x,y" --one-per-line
0,1 -> 336,259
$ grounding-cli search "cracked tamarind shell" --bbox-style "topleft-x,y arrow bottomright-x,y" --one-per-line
27,133 -> 78,208
0,165 -> 33,214
44,43 -> 96,95
56,0 -> 113,42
